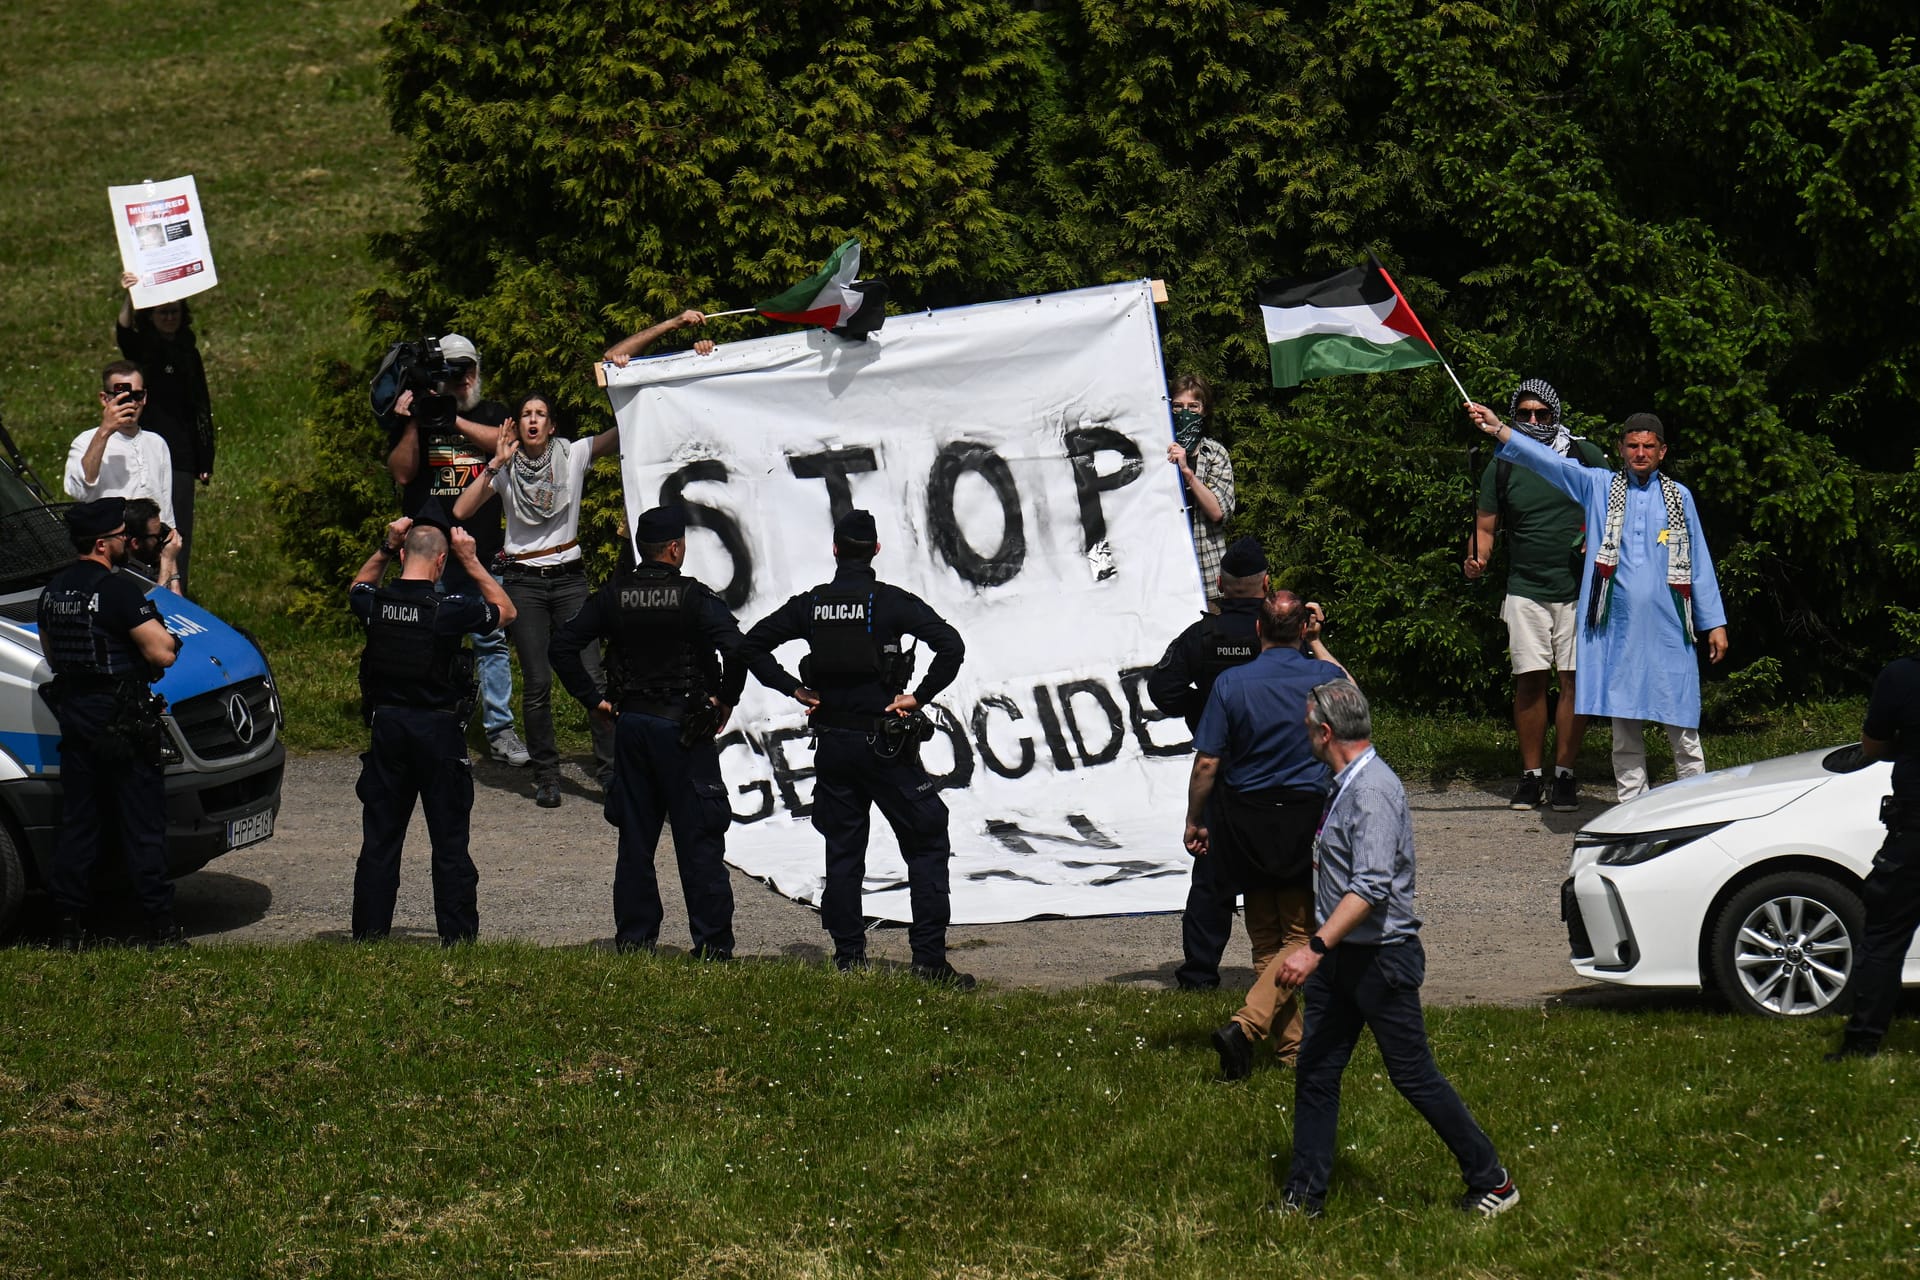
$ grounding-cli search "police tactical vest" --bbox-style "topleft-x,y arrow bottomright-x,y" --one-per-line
38,565 -> 143,679
1193,609 -> 1259,690
612,568 -> 701,701
359,587 -> 469,711
805,581 -> 882,682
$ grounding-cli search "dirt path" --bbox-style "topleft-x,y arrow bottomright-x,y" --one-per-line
143,751 -> 1615,1008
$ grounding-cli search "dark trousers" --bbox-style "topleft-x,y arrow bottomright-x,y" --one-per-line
1844,828 -> 1920,1044
353,707 -> 478,943
1176,839 -> 1235,989
503,568 -> 614,784
608,712 -> 735,955
47,691 -> 172,922
171,469 -> 196,593
1285,937 -> 1503,1202
810,728 -> 952,967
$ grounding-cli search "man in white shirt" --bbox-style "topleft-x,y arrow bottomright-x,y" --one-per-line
66,361 -> 175,527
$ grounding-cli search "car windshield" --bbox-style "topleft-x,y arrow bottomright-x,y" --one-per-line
1822,743 -> 1872,774
0,462 -> 76,592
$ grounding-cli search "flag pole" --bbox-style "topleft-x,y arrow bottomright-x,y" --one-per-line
701,307 -> 757,319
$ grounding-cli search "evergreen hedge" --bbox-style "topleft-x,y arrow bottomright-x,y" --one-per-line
277,0 -> 1920,712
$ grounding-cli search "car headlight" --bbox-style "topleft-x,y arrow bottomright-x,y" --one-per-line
1576,822 -> 1728,867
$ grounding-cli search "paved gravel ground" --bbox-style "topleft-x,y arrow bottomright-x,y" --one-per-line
115,751 -> 1628,1008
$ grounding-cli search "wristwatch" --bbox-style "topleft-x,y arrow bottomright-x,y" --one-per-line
375,534 -> 401,557
1307,935 -> 1330,956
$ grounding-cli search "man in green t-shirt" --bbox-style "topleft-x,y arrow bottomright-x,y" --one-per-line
1464,379 -> 1605,812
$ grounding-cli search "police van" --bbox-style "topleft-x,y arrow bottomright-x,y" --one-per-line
0,458 -> 284,934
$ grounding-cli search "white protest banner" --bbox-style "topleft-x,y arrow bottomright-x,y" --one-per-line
605,280 -> 1205,923
108,175 -> 218,308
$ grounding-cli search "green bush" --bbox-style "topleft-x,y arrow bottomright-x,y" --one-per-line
278,0 -> 1920,705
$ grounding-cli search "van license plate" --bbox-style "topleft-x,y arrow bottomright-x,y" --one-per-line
227,810 -> 275,850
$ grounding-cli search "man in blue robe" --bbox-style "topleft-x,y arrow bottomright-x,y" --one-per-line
1466,405 -> 1729,801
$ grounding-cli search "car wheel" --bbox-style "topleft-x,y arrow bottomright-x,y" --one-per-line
0,822 -> 23,938
1709,872 -> 1864,1017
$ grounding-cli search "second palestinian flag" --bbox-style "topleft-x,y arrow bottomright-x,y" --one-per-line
757,238 -> 866,328
1258,259 -> 1442,388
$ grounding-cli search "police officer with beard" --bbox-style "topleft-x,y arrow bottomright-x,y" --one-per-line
350,502 -> 516,945
39,497 -> 181,949
1148,535 -> 1269,990
743,509 -> 970,986
550,505 -> 750,958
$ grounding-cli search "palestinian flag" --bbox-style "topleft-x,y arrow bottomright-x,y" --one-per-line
1257,258 -> 1443,388
757,238 -> 865,328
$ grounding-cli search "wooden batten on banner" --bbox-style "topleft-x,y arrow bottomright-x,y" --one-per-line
1150,279 -> 1168,304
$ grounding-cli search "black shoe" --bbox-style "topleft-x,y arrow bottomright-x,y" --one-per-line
146,923 -> 189,950
909,961 -> 977,990
1549,772 -> 1580,812
440,933 -> 476,949
535,780 -> 562,808
835,953 -> 868,973
1211,1022 -> 1254,1081
56,915 -> 86,952
1510,774 -> 1544,810
690,944 -> 733,962
1263,1188 -> 1324,1219
1175,977 -> 1221,992
614,938 -> 657,956
1824,1035 -> 1881,1062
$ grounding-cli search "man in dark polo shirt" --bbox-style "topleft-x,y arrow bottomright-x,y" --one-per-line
1464,378 -> 1605,812
1182,591 -> 1346,1079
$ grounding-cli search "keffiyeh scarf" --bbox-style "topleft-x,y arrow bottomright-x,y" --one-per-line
1587,469 -> 1695,642
1510,377 -> 1573,453
500,435 -> 570,523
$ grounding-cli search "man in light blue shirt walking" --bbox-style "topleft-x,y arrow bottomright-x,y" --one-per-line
1270,680 -> 1517,1219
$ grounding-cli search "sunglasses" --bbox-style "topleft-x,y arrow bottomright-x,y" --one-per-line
134,524 -> 174,546
1513,408 -> 1554,423
109,385 -> 148,404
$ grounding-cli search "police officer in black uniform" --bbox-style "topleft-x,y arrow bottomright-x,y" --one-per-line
350,504 -> 516,945
743,509 -> 970,986
1827,651 -> 1920,1060
550,505 -> 750,958
1147,536 -> 1271,989
39,497 -> 182,949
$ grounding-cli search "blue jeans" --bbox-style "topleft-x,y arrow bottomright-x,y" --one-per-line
1284,936 -> 1503,1204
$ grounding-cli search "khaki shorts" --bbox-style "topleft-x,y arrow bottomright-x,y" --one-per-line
1501,595 -> 1577,675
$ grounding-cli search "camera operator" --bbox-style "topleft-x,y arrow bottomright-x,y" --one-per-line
64,362 -> 174,524
549,505 -> 751,958
122,498 -> 184,596
39,498 -> 182,950
350,504 -> 517,946
379,334 -> 530,768
742,509 -> 972,987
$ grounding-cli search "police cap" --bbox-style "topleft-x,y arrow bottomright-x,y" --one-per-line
66,496 -> 127,542
1220,536 -> 1267,578
834,509 -> 878,544
634,505 -> 688,543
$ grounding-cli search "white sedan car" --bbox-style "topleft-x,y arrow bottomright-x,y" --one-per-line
1562,745 -> 1903,1017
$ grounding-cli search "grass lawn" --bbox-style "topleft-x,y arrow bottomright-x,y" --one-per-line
2,944 -> 1915,1277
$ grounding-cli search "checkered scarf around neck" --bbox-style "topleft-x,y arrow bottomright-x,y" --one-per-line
1587,464 -> 1695,642
501,433 -> 570,523
1509,377 -> 1573,452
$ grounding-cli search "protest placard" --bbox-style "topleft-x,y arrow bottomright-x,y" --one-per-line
605,280 -> 1205,923
108,175 -> 218,308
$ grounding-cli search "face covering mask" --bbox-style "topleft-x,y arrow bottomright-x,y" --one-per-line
1172,408 -> 1206,453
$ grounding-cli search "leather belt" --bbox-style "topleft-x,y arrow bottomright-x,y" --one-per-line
503,559 -> 584,580
507,538 -> 578,562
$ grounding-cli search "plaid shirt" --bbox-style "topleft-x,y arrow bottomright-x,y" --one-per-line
1186,436 -> 1236,599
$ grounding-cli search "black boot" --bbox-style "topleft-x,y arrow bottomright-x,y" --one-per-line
1824,1034 -> 1881,1062
56,915 -> 86,953
146,920 -> 189,950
